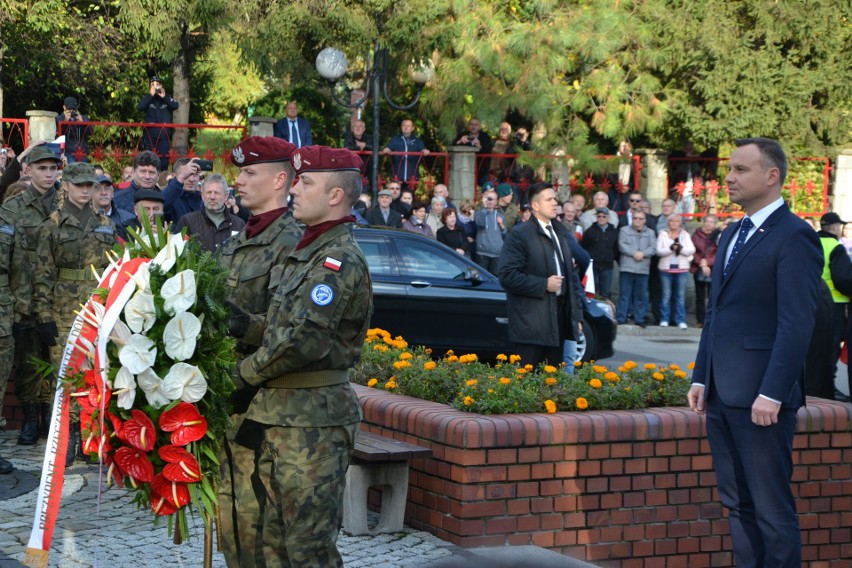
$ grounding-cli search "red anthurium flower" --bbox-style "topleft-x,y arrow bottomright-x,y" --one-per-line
114,446 -> 154,483
74,370 -> 111,414
122,409 -> 156,452
158,402 -> 208,446
151,473 -> 190,509
106,411 -> 124,441
150,494 -> 178,516
158,445 -> 201,482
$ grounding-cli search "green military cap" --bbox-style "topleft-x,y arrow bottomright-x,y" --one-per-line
63,162 -> 98,184
27,146 -> 62,165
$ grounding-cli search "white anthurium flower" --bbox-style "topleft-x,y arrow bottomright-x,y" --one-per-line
109,319 -> 132,348
113,367 -> 137,410
127,262 -> 151,293
163,312 -> 201,361
137,367 -> 171,409
118,334 -> 157,374
161,270 -> 196,314
161,362 -> 208,403
151,233 -> 187,273
124,291 -> 156,334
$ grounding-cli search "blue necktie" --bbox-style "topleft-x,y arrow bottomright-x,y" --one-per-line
290,120 -> 301,147
724,217 -> 754,277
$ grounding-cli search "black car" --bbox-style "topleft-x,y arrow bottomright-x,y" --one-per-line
354,226 -> 616,362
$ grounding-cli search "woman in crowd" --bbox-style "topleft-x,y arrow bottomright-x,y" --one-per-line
656,214 -> 695,329
402,201 -> 434,238
437,208 -> 467,256
690,213 -> 717,328
840,222 -> 852,257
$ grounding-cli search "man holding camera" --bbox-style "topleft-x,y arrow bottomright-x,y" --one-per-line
137,75 -> 179,171
57,97 -> 91,163
161,157 -> 207,223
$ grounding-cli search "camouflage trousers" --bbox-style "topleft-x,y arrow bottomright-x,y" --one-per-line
220,420 -> 358,568
12,326 -> 52,405
0,335 -> 13,427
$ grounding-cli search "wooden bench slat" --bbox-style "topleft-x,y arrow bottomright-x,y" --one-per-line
353,431 -> 432,463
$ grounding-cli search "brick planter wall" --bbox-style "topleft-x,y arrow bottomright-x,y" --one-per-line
354,385 -> 852,567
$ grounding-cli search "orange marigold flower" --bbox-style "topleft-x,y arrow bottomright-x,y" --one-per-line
367,378 -> 378,387
589,378 -> 602,389
463,396 -> 474,406
509,354 -> 522,364
446,355 -> 459,363
399,352 -> 413,361
545,377 -> 557,386
424,361 -> 437,370
687,362 -> 695,370
446,349 -> 455,356
488,389 -> 494,394
604,372 -> 619,382
652,372 -> 664,381
573,360 -> 582,367
544,399 -> 557,414
496,354 -> 508,362
576,397 -> 589,410
394,340 -> 408,349
524,364 -> 534,372
393,361 -> 411,370
466,379 -> 477,387
459,354 -> 479,364
499,377 -> 511,385
644,363 -> 656,370
624,361 -> 637,370
669,363 -> 680,371
372,344 -> 388,352
385,381 -> 397,390
675,370 -> 687,379
592,365 -> 607,374
516,369 -> 527,375
543,365 -> 558,374
618,366 -> 625,373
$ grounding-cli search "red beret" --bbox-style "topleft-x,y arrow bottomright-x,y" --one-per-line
291,145 -> 362,175
231,136 -> 296,167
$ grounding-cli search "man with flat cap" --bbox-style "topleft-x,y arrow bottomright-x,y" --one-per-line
129,189 -> 165,231
364,188 -> 403,228
216,135 -> 303,568
231,145 -> 372,567
2,144 -> 62,445
138,75 -> 179,171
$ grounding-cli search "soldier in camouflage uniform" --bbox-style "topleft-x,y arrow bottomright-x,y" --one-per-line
1,145 -> 61,446
32,162 -> 116,465
233,146 -> 372,568
216,136 -> 302,568
0,208 -> 32,473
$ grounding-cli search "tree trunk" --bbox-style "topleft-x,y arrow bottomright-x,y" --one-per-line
171,22 -> 192,156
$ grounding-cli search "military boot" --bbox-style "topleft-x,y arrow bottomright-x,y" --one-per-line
65,422 -> 82,467
17,404 -> 40,445
0,452 -> 13,474
39,403 -> 53,439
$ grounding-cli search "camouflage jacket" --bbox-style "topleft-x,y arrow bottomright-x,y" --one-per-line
241,222 -> 373,428
217,210 -> 302,349
500,202 -> 520,231
1,185 -> 58,320
0,209 -> 31,336
32,205 -> 116,327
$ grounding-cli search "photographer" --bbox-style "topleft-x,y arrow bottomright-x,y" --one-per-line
137,75 -> 179,171
161,157 -> 205,223
57,97 -> 91,163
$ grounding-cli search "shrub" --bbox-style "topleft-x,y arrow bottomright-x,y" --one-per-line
351,329 -> 693,415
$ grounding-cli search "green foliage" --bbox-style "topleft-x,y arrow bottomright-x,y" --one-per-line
351,329 -> 692,414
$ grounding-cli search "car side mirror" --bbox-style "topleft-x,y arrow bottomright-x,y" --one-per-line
464,269 -> 482,284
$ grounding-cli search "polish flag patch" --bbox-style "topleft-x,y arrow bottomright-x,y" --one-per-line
323,257 -> 342,271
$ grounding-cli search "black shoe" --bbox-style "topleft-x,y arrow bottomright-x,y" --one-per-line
637,322 -> 647,329
0,453 -> 13,474
17,404 -> 39,446
835,390 -> 851,403
39,403 -> 52,439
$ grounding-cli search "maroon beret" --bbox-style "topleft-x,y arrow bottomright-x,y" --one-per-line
291,145 -> 362,175
230,136 -> 296,167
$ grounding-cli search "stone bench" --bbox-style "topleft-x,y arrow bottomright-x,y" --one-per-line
343,431 -> 432,535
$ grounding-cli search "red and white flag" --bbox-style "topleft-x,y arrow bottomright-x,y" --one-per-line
582,259 -> 596,298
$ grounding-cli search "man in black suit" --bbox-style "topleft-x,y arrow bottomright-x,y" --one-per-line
364,188 -> 403,228
688,138 -> 822,568
498,182 -> 583,366
273,101 -> 313,148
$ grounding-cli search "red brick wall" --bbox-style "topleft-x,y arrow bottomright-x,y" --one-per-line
354,385 -> 852,567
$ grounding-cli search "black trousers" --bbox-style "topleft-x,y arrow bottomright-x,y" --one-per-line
513,296 -> 567,367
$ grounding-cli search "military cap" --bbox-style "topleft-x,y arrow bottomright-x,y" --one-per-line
230,136 -> 296,167
496,183 -> 513,198
481,181 -> 495,191
134,189 -> 165,204
291,145 -> 361,175
63,163 -> 98,185
27,146 -> 62,165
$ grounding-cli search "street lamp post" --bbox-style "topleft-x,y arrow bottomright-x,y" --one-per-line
316,41 -> 434,201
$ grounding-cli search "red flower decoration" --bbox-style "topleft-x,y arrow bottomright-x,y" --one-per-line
122,409 -> 156,452
151,473 -> 190,509
159,403 -> 208,446
76,370 -> 111,415
107,411 -> 125,442
114,446 -> 154,483
150,494 -> 178,516
158,445 -> 202,483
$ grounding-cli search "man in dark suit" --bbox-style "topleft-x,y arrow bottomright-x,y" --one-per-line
273,101 -> 313,148
499,182 -> 583,366
364,188 -> 403,228
688,138 -> 822,568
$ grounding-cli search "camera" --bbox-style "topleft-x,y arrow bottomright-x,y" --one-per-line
196,159 -> 214,172
69,110 -> 79,120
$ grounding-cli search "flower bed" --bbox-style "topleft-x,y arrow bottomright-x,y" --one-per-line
350,328 -> 692,414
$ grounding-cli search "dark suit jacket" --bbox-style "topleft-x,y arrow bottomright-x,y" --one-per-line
692,204 -> 822,408
499,219 -> 583,347
364,206 -> 403,229
273,116 -> 313,147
